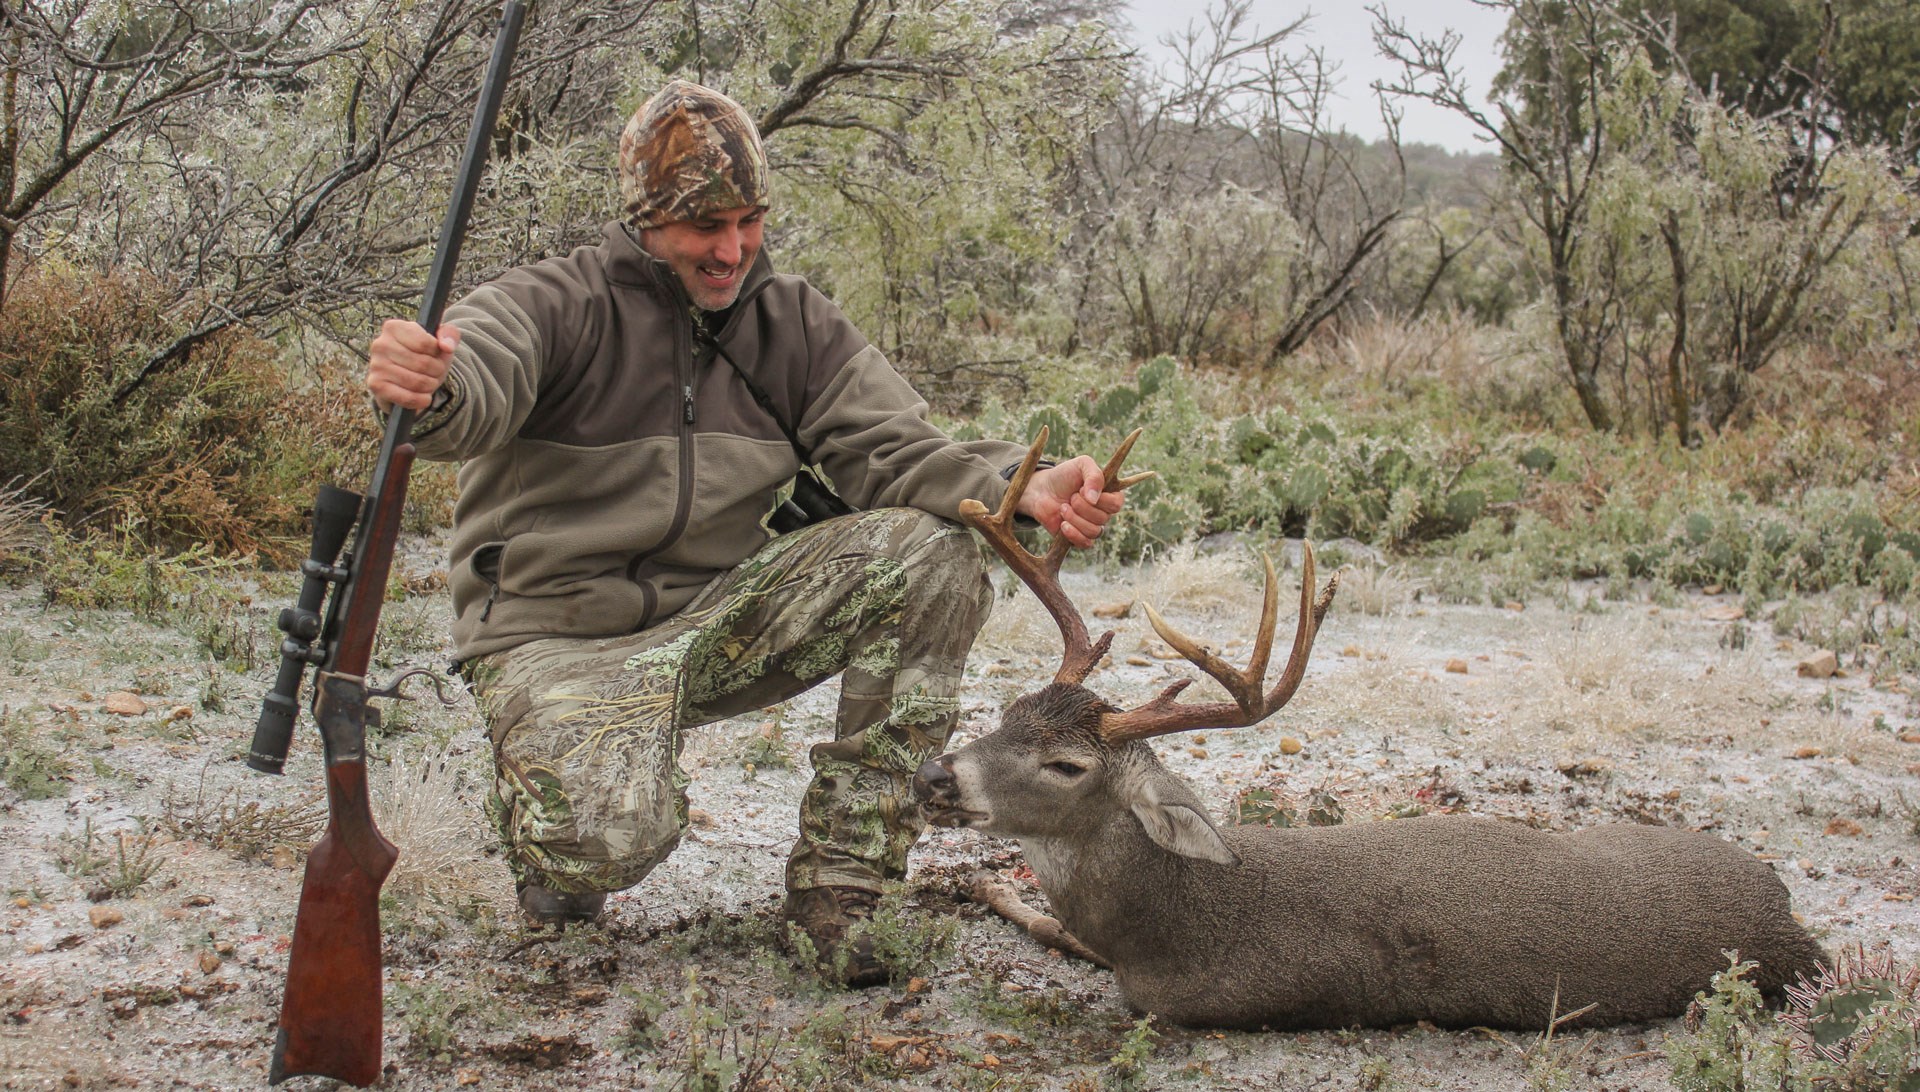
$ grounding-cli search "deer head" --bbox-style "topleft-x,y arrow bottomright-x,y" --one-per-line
915,429 -> 1339,868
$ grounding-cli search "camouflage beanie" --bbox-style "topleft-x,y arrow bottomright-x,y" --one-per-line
619,80 -> 770,229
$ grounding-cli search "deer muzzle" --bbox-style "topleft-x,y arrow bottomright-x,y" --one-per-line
911,756 -> 980,827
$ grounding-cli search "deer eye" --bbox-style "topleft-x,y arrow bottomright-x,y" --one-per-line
1044,760 -> 1087,777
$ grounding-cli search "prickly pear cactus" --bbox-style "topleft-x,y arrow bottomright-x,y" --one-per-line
1782,944 -> 1920,1089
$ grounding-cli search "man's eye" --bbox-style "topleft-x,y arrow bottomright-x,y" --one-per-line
1044,760 -> 1086,777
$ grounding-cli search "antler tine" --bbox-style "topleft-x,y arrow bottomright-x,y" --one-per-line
958,427 -> 1154,686
1041,427 -> 1156,571
1100,544 -> 1340,744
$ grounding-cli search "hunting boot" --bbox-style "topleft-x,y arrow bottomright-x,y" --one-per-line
517,883 -> 607,927
784,886 -> 888,988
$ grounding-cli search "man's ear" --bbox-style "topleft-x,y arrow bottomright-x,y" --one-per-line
1129,778 -> 1240,866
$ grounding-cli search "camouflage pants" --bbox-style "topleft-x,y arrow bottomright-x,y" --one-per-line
468,508 -> 993,896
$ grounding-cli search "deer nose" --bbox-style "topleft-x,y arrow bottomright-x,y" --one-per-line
911,756 -> 955,802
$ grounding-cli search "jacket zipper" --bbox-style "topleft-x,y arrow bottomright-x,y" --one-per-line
624,269 -> 774,628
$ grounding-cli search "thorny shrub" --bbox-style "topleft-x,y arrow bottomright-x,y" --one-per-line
1666,949 -> 1920,1091
0,268 -> 399,563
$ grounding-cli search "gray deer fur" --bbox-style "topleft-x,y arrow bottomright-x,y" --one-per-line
916,677 -> 1827,1032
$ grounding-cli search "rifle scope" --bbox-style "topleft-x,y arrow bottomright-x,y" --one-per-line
248,483 -> 362,774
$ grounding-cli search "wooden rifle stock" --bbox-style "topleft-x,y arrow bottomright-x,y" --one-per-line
269,455 -> 412,1086
263,3 -> 525,1084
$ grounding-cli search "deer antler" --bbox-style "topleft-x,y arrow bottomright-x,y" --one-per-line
1099,547 -> 1339,743
957,427 -> 1155,685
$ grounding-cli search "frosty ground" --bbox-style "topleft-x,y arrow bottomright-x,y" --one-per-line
1,535 -> 1915,1091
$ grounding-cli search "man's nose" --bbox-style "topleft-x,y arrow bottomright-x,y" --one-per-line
712,227 -> 742,266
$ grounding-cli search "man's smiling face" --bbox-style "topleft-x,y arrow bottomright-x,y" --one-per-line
639,205 -> 765,311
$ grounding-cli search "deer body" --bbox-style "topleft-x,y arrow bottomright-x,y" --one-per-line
924,431 -> 1825,1032
996,742 -> 1823,1029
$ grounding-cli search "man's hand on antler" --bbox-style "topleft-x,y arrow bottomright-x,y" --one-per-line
1016,457 -> 1127,548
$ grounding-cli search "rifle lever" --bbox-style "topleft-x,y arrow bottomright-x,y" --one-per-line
366,666 -> 457,706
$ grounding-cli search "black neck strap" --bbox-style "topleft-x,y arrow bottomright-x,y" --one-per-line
699,331 -> 812,465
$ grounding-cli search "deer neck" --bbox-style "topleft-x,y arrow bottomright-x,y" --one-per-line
1017,815 -> 1185,961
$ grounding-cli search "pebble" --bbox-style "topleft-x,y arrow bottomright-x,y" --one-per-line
102,692 -> 148,716
1796,650 -> 1838,679
89,907 -> 123,929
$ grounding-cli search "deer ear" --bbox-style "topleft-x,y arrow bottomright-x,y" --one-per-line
1130,781 -> 1240,867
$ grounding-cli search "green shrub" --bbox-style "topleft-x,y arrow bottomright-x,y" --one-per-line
0,706 -> 72,800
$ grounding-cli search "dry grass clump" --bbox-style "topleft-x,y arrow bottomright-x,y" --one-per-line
163,777 -> 326,860
1291,623 -> 1468,735
1337,563 -> 1419,617
374,750 -> 513,916
975,579 -> 1065,661
1312,309 -> 1487,392
0,477 -> 50,566
1130,541 -> 1257,617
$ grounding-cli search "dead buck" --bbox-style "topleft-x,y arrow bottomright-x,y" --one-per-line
915,430 -> 1825,1031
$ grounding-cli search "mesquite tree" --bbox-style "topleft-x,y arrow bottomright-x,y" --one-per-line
1376,0 -> 1913,439
1060,0 -> 1406,369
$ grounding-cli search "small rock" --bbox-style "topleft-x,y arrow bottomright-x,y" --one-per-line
1144,640 -> 1183,660
1790,747 -> 1824,760
89,907 -> 123,930
1824,818 -> 1864,838
1278,737 -> 1302,756
180,894 -> 214,908
1703,584 -> 1724,596
102,692 -> 148,716
456,1070 -> 482,1087
1502,601 -> 1524,612
1188,747 -> 1208,760
1701,605 -> 1746,622
1444,659 -> 1469,675
1124,655 -> 1151,667
270,846 -> 298,870
198,952 -> 222,975
169,705 -> 193,721
12,897 -> 28,910
1341,645 -> 1363,658
1797,650 -> 1839,679
688,808 -> 714,828
1091,600 -> 1133,619
906,977 -> 929,994
1898,733 -> 1920,745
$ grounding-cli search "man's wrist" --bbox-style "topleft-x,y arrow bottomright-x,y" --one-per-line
1002,459 -> 1054,528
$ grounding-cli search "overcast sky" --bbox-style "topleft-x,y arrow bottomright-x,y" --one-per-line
1119,0 -> 1513,154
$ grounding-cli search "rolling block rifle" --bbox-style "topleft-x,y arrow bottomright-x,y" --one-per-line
246,2 -> 526,1084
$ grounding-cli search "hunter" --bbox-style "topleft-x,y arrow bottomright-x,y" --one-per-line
363,80 -> 1124,986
